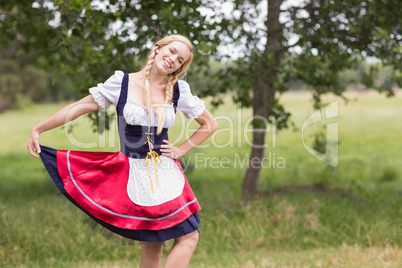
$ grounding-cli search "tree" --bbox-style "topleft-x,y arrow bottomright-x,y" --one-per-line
203,0 -> 401,197
0,0 -> 217,93
0,0 -> 218,125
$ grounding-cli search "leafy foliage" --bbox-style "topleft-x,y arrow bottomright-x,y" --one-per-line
0,0 -> 219,127
206,0 -> 401,111
288,0 -> 401,103
0,0 -> 218,95
0,59 -> 76,112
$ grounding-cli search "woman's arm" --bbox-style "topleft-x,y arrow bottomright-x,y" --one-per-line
28,95 -> 100,158
161,109 -> 218,158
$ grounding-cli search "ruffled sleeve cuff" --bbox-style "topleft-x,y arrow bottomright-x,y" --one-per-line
177,80 -> 206,119
89,70 -> 124,108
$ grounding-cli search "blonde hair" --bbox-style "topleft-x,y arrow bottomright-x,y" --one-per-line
143,34 -> 194,134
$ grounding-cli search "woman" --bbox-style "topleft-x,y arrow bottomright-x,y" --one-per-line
28,34 -> 217,268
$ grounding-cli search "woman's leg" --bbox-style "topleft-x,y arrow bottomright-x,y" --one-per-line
140,242 -> 164,268
164,230 -> 199,268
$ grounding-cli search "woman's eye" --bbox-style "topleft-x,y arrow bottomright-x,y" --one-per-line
169,49 -> 173,53
178,59 -> 182,64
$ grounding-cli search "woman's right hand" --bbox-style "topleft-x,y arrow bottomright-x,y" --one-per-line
25,95 -> 100,158
28,128 -> 41,158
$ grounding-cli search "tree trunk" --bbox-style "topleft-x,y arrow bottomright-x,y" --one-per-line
242,0 -> 283,198
242,75 -> 270,197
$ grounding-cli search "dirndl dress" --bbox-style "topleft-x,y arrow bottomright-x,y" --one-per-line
39,71 -> 206,243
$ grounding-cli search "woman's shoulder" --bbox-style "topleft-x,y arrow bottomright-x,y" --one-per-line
99,70 -> 125,86
177,80 -> 191,92
114,70 -> 125,75
109,70 -> 125,80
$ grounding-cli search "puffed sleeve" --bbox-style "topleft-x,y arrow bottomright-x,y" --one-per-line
177,80 -> 206,119
89,70 -> 124,108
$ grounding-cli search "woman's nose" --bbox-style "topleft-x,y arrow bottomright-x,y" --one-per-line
169,55 -> 177,63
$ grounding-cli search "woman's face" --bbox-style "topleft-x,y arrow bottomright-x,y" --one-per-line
154,41 -> 192,76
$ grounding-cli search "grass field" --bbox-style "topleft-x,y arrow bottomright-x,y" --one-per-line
0,89 -> 401,267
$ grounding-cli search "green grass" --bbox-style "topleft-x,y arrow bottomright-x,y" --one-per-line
0,90 -> 401,267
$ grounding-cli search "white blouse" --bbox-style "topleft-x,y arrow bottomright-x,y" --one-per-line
89,70 -> 206,128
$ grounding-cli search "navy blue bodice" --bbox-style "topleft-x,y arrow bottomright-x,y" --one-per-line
116,73 -> 180,158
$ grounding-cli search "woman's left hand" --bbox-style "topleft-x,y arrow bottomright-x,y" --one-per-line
161,140 -> 183,159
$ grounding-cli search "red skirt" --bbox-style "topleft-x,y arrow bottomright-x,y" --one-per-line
40,145 -> 201,242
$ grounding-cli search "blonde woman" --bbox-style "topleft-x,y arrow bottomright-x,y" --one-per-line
28,34 -> 217,268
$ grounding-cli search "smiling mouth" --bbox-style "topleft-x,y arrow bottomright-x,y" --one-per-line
163,59 -> 172,68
